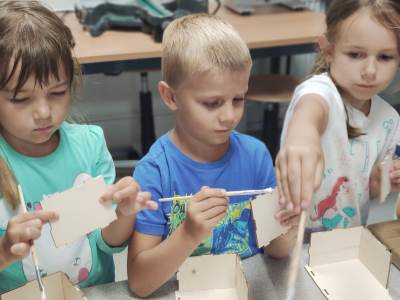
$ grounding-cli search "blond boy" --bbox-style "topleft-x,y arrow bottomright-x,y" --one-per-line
127,14 -> 297,297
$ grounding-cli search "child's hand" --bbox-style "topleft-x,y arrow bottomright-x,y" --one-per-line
265,209 -> 299,258
182,186 -> 228,244
275,140 -> 324,213
100,176 -> 158,217
276,94 -> 328,214
274,206 -> 300,226
0,211 -> 57,268
370,160 -> 400,199
389,160 -> 400,192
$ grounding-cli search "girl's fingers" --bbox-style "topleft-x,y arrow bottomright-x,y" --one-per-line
10,243 -> 30,257
10,226 -> 41,243
275,168 -> 286,205
112,185 -> 140,204
11,211 -> 58,225
100,177 -> 140,203
276,154 -> 292,209
287,152 -> 302,212
301,154 -> 321,209
20,219 -> 43,231
314,157 -> 324,191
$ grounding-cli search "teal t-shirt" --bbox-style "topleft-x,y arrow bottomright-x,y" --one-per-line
0,122 -> 124,294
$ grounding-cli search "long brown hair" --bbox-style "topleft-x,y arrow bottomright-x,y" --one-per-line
312,0 -> 400,138
0,1 -> 78,209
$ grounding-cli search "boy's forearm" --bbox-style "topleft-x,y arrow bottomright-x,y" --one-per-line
128,224 -> 200,297
264,226 -> 297,258
101,210 -> 135,247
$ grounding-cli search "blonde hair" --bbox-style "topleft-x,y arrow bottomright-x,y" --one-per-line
161,13 -> 252,89
0,1 -> 79,209
312,0 -> 400,138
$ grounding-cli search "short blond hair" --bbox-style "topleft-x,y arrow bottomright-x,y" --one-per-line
162,14 -> 252,89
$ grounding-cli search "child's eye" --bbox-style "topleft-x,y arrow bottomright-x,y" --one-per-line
50,90 -> 67,97
233,97 -> 244,104
203,100 -> 221,109
347,52 -> 364,59
10,96 -> 29,103
378,54 -> 394,61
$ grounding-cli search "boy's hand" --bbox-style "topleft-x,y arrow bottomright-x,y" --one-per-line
0,211 -> 57,268
275,140 -> 324,213
182,186 -> 228,244
274,206 -> 300,226
100,176 -> 158,217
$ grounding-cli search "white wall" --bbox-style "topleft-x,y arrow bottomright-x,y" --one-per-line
76,71 -> 174,156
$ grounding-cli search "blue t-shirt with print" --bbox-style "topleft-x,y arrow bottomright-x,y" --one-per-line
134,131 -> 275,258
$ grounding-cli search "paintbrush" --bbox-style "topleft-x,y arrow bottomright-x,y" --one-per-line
159,188 -> 274,202
286,209 -> 307,300
18,185 -> 47,300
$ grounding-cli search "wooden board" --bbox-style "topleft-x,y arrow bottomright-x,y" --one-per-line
41,177 -> 117,247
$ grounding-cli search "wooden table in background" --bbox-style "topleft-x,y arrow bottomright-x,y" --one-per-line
63,5 -> 325,155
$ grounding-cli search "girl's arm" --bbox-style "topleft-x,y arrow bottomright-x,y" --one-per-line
276,94 -> 329,211
127,188 -> 228,297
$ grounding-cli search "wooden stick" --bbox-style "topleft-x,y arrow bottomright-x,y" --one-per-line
18,185 -> 47,300
286,209 -> 308,300
159,188 -> 273,202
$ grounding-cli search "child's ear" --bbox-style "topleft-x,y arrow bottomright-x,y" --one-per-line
318,35 -> 333,63
158,81 -> 178,111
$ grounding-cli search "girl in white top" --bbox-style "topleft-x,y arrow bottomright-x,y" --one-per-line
276,0 -> 400,232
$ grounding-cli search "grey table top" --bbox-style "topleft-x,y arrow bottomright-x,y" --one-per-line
83,245 -> 400,299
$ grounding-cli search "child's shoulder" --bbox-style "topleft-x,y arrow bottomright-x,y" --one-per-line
231,131 -> 269,155
372,94 -> 400,120
137,133 -> 171,165
296,73 -> 337,93
61,122 -> 106,144
293,73 -> 341,108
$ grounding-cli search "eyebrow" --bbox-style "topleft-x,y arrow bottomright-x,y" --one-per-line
344,45 -> 398,52
3,80 -> 69,93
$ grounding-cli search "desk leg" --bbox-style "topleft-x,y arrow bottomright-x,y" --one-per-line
262,103 -> 279,160
140,72 -> 156,155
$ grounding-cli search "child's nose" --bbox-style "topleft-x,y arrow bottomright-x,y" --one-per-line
33,98 -> 51,120
219,104 -> 236,124
361,58 -> 377,81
